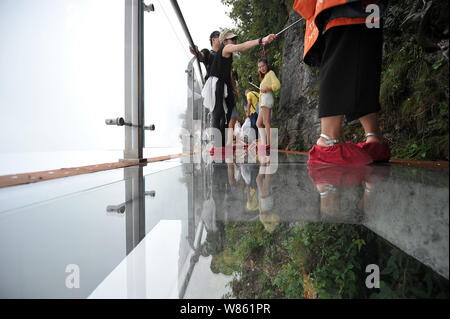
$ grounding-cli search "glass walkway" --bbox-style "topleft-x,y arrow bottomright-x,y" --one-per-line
0,152 -> 448,298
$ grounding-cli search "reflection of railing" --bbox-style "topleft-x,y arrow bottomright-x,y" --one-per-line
186,56 -> 207,130
185,55 -> 211,202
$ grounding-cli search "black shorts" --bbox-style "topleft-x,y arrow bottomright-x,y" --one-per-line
319,24 -> 383,121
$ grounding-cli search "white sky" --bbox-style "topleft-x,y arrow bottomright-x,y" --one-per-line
0,0 -> 234,159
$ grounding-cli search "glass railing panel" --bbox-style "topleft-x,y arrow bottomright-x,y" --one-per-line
0,0 -> 125,175
0,179 -> 128,298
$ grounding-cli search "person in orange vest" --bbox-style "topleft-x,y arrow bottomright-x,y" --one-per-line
293,0 -> 390,165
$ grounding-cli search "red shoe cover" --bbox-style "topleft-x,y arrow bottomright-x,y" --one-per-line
210,146 -> 224,156
210,146 -> 234,160
357,142 -> 391,162
308,165 -> 374,187
308,142 -> 373,166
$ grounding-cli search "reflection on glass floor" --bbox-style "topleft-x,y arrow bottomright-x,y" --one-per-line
0,152 -> 448,299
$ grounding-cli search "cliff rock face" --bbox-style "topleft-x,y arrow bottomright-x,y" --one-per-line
277,11 -> 320,151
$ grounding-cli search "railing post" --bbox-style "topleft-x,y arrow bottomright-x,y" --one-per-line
123,0 -> 146,163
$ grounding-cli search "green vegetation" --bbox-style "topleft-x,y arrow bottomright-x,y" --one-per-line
212,221 -> 449,299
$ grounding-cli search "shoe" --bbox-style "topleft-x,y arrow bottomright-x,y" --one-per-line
210,146 -> 234,161
357,133 -> 391,162
308,134 -> 373,166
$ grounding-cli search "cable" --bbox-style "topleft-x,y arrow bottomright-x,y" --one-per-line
275,18 -> 303,37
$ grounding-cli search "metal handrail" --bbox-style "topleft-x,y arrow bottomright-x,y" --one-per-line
170,0 -> 205,85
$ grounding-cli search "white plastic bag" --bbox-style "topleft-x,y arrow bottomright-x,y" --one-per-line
234,121 -> 241,137
240,117 -> 256,143
241,118 -> 251,136
201,76 -> 228,113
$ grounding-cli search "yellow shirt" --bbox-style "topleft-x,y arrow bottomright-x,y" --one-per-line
246,91 -> 259,115
259,70 -> 280,93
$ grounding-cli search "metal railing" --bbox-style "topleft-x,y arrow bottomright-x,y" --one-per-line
170,0 -> 205,85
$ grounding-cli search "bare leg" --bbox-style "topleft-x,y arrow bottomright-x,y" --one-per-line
262,107 -> 271,146
359,112 -> 382,143
226,118 -> 237,146
256,110 -> 266,146
317,115 -> 344,146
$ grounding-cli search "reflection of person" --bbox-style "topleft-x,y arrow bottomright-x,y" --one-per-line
241,164 -> 260,214
308,165 -> 373,223
316,183 -> 340,216
256,164 -> 279,233
202,29 -> 276,153
358,165 -> 391,212
256,58 -> 280,150
294,0 -> 390,165
202,164 -> 227,261
227,163 -> 241,187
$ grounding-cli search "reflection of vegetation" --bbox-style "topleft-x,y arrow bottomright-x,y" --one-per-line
372,244 -> 449,299
213,221 -> 449,299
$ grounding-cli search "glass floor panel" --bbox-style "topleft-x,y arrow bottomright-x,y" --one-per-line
0,152 -> 448,299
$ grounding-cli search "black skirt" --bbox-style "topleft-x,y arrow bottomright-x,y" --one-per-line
318,23 -> 383,121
